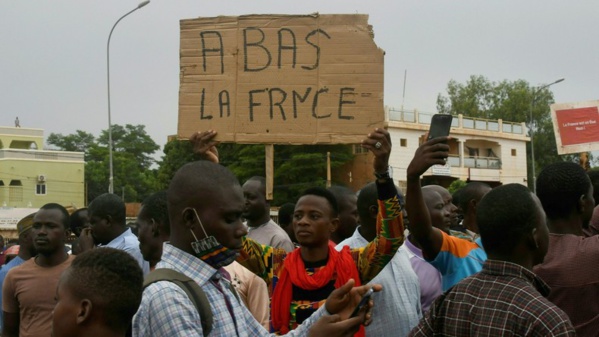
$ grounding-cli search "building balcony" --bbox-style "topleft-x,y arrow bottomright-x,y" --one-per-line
464,156 -> 501,169
446,154 -> 501,169
387,108 -> 527,136
447,154 -> 461,167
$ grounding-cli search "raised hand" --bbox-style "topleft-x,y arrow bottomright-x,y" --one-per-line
189,130 -> 220,163
361,128 -> 392,173
407,136 -> 450,180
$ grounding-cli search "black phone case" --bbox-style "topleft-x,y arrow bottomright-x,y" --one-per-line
427,114 -> 453,140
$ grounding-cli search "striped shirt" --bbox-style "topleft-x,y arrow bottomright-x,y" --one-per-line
430,231 -> 486,290
132,243 -> 325,337
409,260 -> 576,337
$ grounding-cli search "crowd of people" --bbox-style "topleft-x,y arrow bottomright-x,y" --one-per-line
0,128 -> 598,337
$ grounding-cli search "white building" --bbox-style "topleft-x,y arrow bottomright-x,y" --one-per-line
339,108 -> 529,191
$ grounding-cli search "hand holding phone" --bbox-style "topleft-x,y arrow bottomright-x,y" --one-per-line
349,288 -> 374,318
427,114 -> 453,141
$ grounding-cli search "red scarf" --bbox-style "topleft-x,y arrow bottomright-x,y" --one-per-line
271,242 -> 364,336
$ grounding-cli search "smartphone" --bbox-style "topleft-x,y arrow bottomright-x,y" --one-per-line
349,288 -> 374,318
427,114 -> 453,141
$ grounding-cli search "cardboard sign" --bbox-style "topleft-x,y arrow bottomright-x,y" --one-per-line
550,100 -> 599,154
178,14 -> 385,144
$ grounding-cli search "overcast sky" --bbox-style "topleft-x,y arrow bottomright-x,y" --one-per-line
2,1 -> 597,159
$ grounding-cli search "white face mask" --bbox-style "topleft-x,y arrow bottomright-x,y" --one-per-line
185,208 -> 238,268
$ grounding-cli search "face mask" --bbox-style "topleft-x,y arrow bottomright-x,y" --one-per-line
186,208 -> 238,269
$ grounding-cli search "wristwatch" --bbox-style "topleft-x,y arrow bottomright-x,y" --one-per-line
374,166 -> 393,180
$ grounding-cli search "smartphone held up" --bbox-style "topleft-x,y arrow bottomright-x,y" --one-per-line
427,114 -> 453,141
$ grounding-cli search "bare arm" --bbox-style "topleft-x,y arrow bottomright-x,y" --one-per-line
358,129 -> 406,283
405,137 -> 449,260
2,311 -> 19,337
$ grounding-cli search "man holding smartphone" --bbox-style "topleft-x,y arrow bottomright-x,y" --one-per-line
405,136 -> 487,290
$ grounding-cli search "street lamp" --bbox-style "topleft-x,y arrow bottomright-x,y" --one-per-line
107,0 -> 150,194
530,78 -> 564,193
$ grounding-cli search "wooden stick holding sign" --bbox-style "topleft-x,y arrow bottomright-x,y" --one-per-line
265,144 -> 274,201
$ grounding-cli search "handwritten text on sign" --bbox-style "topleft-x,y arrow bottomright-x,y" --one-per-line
178,14 -> 385,144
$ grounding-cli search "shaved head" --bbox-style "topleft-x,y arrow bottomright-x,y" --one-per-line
167,161 -> 240,219
422,189 -> 443,209
166,161 -> 245,255
422,188 -> 450,233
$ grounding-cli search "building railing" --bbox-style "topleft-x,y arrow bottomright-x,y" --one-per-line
464,156 -> 501,169
0,149 -> 84,162
447,155 -> 460,167
446,155 -> 501,169
387,108 -> 526,135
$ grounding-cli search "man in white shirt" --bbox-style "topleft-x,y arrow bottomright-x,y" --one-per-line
79,193 -> 149,275
336,182 -> 422,337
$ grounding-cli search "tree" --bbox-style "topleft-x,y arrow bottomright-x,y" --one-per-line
448,179 -> 466,194
436,75 -> 575,189
157,141 -> 354,205
155,139 -> 204,190
47,130 -> 95,155
48,124 -> 159,203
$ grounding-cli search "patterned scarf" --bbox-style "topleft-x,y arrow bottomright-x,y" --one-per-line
271,242 -> 364,336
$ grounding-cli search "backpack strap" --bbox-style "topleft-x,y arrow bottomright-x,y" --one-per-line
143,268 -> 213,335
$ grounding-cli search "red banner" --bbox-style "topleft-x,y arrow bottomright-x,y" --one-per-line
555,106 -> 599,146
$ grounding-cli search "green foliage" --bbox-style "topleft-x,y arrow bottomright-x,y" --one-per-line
437,75 -> 556,124
157,141 -> 354,206
48,124 -> 159,203
272,144 -> 354,205
50,126 -> 353,205
97,124 -> 159,170
437,75 -> 573,188
448,179 -> 467,194
155,139 -> 204,190
47,130 -> 95,156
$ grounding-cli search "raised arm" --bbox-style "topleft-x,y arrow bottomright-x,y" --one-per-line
405,137 -> 449,260
357,129 -> 406,283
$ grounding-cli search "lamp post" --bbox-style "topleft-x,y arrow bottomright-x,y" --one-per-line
107,0 -> 150,194
530,78 -> 564,193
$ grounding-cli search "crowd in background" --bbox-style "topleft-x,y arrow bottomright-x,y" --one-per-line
0,128 -> 598,337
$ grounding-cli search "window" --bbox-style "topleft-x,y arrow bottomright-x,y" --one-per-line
400,138 -> 407,147
9,180 -> 23,202
36,184 -> 47,195
511,149 -> 517,156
